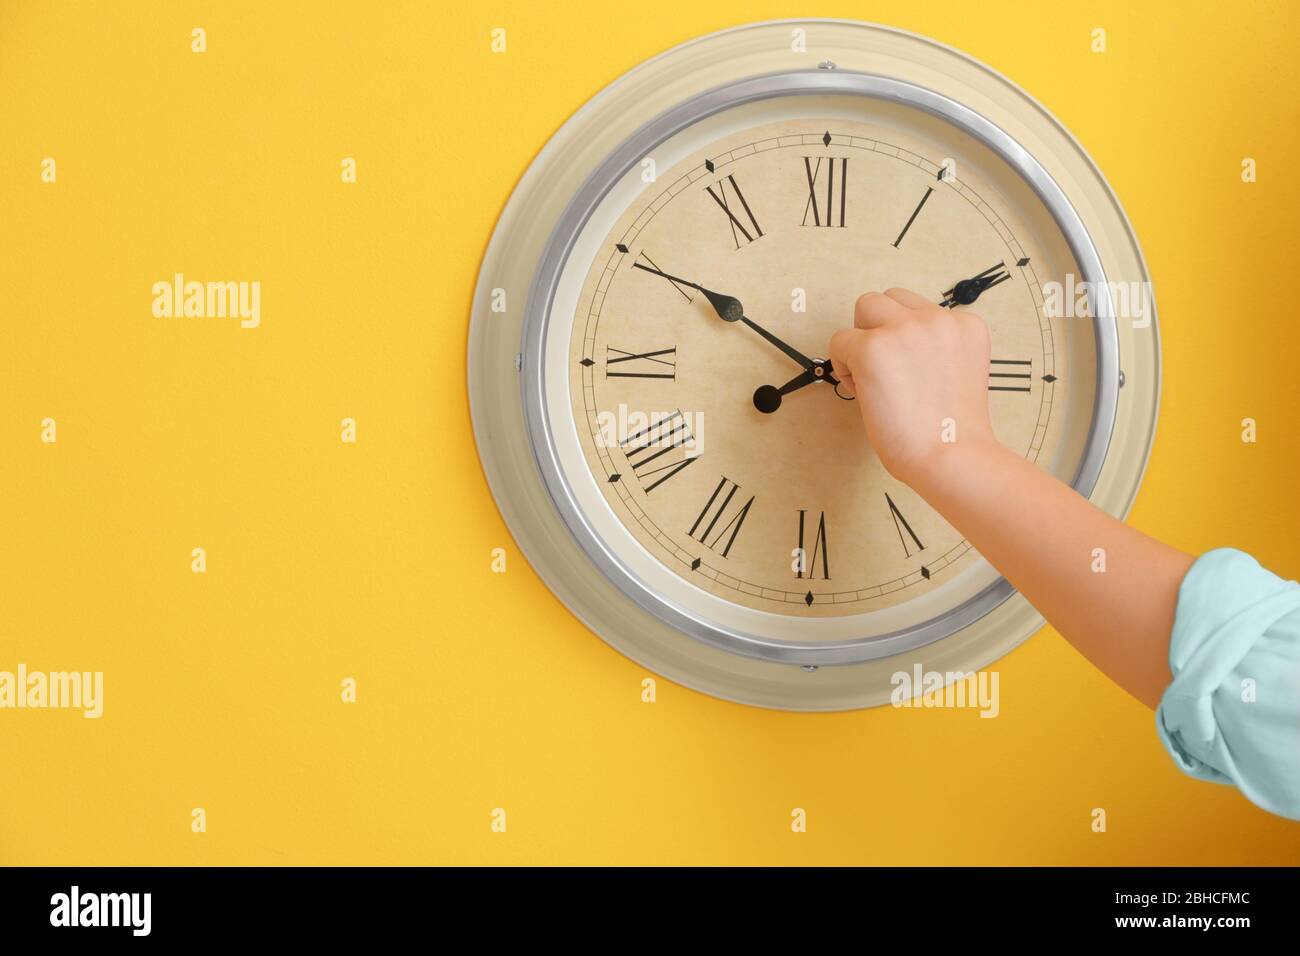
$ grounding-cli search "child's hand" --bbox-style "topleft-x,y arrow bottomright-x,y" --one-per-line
830,285 -> 1192,710
829,289 -> 997,487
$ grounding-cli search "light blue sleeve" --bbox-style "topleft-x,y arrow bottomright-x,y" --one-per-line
1156,548 -> 1300,820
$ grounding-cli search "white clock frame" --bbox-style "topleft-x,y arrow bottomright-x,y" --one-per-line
468,19 -> 1160,710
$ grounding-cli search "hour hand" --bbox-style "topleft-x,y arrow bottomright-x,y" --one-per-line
630,262 -> 743,322
630,260 -> 836,383
753,361 -> 840,414
940,262 -> 1011,307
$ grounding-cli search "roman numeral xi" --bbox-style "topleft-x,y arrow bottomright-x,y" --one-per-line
705,173 -> 763,248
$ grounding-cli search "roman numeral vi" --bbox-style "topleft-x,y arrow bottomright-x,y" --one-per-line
795,510 -> 830,579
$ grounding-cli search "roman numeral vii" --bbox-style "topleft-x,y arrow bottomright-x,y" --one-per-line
688,476 -> 754,558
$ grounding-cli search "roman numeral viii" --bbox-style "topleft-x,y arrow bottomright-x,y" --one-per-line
619,410 -> 697,493
795,510 -> 830,579
802,157 -> 847,227
605,345 -> 676,380
688,477 -> 754,558
705,174 -> 764,248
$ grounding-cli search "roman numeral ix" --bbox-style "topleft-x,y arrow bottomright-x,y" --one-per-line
605,345 -> 676,380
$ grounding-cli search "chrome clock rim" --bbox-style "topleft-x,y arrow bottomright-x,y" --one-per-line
520,69 -> 1121,667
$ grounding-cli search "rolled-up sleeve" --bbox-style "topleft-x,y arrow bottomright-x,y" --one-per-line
1156,548 -> 1300,819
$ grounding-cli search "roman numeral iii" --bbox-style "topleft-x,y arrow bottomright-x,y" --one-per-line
795,509 -> 830,579
989,358 -> 1032,393
705,174 -> 764,248
801,157 -> 847,228
689,476 -> 754,558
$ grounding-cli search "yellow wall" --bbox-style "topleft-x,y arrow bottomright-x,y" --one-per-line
1,0 -> 1297,864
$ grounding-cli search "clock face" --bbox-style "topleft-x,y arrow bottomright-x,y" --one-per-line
541,94 -> 1099,647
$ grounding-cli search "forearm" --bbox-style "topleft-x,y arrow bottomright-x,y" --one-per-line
910,439 -> 1195,708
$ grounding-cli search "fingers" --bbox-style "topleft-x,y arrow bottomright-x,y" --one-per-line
882,287 -> 933,311
839,287 -> 939,396
829,327 -> 865,398
853,291 -> 909,330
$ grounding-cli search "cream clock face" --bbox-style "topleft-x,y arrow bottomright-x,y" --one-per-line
474,21 -> 1154,706
544,96 -> 1097,642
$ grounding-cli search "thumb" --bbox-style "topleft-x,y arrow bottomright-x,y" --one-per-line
829,328 -> 869,399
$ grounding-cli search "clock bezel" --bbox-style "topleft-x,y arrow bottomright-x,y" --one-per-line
519,69 -> 1120,666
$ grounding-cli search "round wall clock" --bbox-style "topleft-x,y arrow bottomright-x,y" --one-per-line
469,19 -> 1160,710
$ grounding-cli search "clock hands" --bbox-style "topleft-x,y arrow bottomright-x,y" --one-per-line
630,261 -> 841,387
940,262 -> 1011,308
631,262 -> 741,320
631,257 -> 1020,415
752,360 -> 850,414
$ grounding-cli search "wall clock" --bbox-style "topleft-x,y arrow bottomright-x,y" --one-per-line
469,19 -> 1160,710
